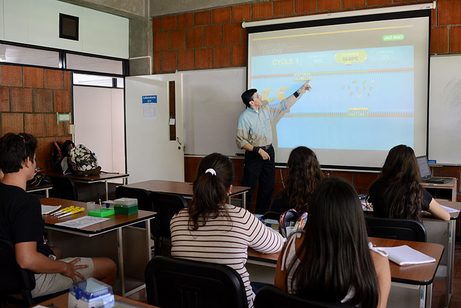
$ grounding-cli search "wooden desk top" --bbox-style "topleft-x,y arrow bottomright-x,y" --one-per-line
420,177 -> 457,189
41,198 -> 156,235
26,182 -> 53,191
248,237 -> 444,285
124,179 -> 250,197
47,171 -> 129,182
39,293 -> 159,308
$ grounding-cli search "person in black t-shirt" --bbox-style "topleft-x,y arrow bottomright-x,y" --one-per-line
368,144 -> 450,222
0,133 -> 116,297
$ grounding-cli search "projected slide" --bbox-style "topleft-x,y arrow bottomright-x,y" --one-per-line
247,14 -> 429,168
251,46 -> 414,151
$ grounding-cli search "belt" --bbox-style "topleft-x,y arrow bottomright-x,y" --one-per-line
260,144 -> 272,150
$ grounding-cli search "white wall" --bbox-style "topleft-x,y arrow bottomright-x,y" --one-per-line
1,0 -> 128,59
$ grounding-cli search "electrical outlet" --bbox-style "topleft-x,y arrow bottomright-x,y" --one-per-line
69,124 -> 75,135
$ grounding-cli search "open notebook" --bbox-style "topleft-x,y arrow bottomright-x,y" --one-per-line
379,245 -> 435,266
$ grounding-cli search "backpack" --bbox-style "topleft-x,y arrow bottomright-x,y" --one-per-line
51,140 -> 75,174
26,167 -> 52,187
69,144 -> 101,176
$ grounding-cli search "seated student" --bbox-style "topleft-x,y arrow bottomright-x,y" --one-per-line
0,133 -> 117,297
170,153 -> 284,308
368,144 -> 450,222
275,177 -> 391,308
271,146 -> 323,214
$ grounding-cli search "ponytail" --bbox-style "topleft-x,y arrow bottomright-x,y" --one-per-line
188,153 -> 234,231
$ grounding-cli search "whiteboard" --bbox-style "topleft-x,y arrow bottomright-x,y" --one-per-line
183,68 -> 246,156
429,55 -> 461,164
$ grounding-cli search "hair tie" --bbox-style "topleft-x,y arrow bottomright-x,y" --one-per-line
205,168 -> 216,176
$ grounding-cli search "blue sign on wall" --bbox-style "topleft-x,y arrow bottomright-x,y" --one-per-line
142,95 -> 157,104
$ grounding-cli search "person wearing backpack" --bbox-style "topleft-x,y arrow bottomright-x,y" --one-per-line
0,133 -> 116,297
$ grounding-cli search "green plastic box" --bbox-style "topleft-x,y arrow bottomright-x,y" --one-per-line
114,198 -> 138,215
88,208 -> 115,217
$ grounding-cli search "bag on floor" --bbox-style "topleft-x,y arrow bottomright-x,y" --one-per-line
69,144 -> 101,176
51,140 -> 75,174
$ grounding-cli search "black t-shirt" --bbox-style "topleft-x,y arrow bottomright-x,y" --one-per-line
368,178 -> 432,218
0,182 -> 54,257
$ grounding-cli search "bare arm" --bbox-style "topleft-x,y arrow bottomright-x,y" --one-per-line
371,250 -> 391,308
428,198 -> 450,221
15,241 -> 87,282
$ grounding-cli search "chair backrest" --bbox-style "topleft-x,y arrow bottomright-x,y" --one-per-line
115,186 -> 154,212
151,192 -> 188,239
49,176 -> 78,200
254,285 -> 355,308
145,256 -> 248,308
0,239 -> 36,306
365,216 -> 427,242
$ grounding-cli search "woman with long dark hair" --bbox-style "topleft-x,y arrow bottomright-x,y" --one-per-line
275,177 -> 391,307
171,153 -> 284,308
369,145 -> 450,221
271,146 -> 323,213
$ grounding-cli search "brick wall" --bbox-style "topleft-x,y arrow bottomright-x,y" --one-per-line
174,0 -> 461,210
0,65 -> 72,172
152,0 -> 461,74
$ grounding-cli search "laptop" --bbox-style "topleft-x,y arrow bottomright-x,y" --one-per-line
416,156 -> 450,184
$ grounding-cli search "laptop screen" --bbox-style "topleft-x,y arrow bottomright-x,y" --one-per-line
416,156 -> 432,179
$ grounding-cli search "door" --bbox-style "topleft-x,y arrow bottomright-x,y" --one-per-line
125,73 -> 184,183
73,86 -> 126,176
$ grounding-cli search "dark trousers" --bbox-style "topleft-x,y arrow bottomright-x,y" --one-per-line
242,146 -> 275,214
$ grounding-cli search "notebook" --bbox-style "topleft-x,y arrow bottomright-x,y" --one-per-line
380,245 -> 436,266
416,156 -> 450,184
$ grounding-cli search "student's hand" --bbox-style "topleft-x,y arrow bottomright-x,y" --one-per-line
62,258 -> 88,282
298,80 -> 312,94
258,149 -> 270,160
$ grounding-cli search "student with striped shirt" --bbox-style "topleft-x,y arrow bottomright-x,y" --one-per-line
170,153 -> 284,308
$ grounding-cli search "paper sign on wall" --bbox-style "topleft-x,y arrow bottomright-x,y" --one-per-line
142,95 -> 157,120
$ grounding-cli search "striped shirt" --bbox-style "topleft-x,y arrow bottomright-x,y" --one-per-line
236,99 -> 288,149
170,204 -> 284,308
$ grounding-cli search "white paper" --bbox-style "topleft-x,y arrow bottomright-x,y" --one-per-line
41,205 -> 61,215
143,103 -> 157,120
379,245 -> 436,266
441,205 -> 460,214
55,216 -> 109,229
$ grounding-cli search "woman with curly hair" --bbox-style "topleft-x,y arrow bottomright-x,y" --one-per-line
369,144 -> 449,221
270,146 -> 324,214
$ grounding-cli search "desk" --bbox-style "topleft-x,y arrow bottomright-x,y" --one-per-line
123,180 -> 250,209
41,198 -> 155,297
48,172 -> 129,200
27,183 -> 53,197
39,292 -> 159,308
421,178 -> 457,201
425,199 -> 461,307
248,237 -> 444,308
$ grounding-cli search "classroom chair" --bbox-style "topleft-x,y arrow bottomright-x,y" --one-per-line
151,192 -> 188,256
145,256 -> 248,308
254,285 -> 355,308
365,216 -> 427,242
0,239 -> 66,307
49,175 -> 78,200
